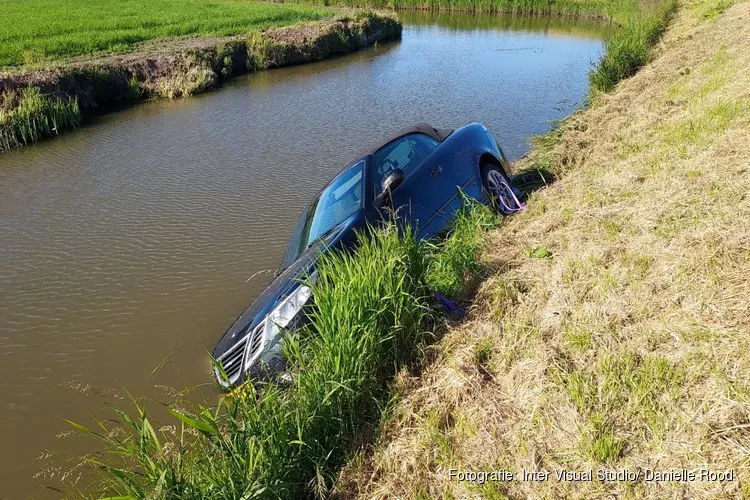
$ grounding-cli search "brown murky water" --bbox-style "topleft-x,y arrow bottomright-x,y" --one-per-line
0,12 -> 608,497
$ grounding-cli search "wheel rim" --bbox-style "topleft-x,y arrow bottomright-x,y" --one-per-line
486,169 -> 518,214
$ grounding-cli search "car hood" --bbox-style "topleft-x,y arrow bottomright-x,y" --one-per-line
212,220 -> 349,359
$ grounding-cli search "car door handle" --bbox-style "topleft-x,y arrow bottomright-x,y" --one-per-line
431,166 -> 443,176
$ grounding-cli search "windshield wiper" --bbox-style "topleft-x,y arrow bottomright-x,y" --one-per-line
306,223 -> 343,250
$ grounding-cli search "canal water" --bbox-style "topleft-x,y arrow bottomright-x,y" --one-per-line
0,12 -> 608,497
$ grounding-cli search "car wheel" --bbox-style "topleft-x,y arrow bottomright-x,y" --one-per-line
481,163 -> 522,215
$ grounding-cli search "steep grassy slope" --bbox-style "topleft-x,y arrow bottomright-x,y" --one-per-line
339,0 -> 750,497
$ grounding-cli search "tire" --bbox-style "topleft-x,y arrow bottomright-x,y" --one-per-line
480,163 -> 522,215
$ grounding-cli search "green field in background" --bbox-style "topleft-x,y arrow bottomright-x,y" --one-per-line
0,0 -> 333,67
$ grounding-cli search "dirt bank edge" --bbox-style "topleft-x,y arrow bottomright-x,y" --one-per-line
0,11 -> 402,153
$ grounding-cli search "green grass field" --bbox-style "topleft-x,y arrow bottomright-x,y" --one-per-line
0,0 -> 333,67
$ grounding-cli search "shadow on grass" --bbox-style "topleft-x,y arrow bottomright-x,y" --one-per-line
512,164 -> 557,201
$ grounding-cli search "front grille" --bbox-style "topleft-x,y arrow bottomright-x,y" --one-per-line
246,322 -> 266,365
216,333 -> 249,385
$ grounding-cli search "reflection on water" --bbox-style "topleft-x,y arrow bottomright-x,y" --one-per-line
399,10 -> 615,37
0,12 -> 606,497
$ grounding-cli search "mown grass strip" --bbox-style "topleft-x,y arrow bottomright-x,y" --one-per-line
69,205 -> 499,498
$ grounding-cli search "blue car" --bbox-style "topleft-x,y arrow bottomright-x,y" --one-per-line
212,122 -> 521,388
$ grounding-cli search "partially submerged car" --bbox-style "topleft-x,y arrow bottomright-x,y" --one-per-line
212,122 -> 521,388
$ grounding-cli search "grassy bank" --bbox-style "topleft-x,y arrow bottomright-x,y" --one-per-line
67,207 -> 499,498
0,11 -> 401,153
591,0 -> 677,91
0,0 -> 332,68
339,0 -> 750,497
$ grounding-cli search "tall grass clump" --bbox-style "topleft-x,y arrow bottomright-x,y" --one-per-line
425,201 -> 498,298
590,0 -> 677,92
0,87 -> 81,152
69,205 -> 497,498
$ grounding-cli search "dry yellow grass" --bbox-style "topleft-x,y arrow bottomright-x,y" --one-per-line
336,0 -> 750,498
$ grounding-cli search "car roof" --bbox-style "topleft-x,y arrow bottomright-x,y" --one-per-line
359,122 -> 454,157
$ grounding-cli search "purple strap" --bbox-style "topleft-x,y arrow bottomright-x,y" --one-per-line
497,182 -> 526,214
434,291 -> 465,316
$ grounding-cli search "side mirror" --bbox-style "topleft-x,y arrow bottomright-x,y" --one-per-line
374,168 -> 405,209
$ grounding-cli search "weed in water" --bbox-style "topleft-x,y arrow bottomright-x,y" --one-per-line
124,77 -> 143,102
0,87 -> 80,152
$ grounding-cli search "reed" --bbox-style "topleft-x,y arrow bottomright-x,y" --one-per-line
424,199 -> 499,298
68,204 -> 498,498
0,87 -> 80,152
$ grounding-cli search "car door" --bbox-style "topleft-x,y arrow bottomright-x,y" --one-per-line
404,133 -> 469,236
372,133 -> 459,238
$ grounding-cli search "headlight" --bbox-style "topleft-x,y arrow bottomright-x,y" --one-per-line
245,283 -> 312,366
265,284 -> 312,339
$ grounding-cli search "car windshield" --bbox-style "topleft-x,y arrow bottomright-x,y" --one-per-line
280,162 -> 364,270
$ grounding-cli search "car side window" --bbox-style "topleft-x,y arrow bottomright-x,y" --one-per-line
406,133 -> 439,158
373,136 -> 425,192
